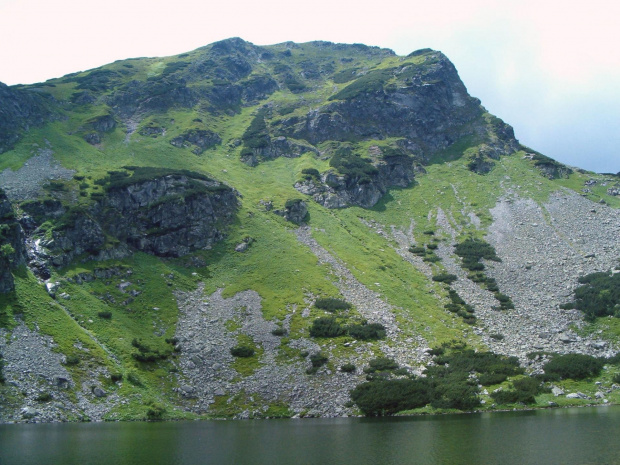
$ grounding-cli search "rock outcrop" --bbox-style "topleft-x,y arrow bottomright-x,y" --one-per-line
99,173 -> 238,257
0,189 -> 27,292
28,171 -> 239,268
240,136 -> 319,166
83,114 -> 117,145
274,199 -> 308,224
170,129 -> 222,154
0,81 -> 52,154
295,152 -> 417,208
276,51 -> 518,156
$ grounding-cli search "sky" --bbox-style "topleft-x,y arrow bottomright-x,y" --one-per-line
1,0 -> 618,173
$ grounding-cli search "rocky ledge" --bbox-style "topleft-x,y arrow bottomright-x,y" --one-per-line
22,169 -> 239,271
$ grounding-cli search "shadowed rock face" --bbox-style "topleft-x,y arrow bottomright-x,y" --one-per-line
0,82 -> 52,154
295,153 -> 419,209
100,175 -> 238,257
276,53 -> 502,152
0,189 -> 27,292
28,175 -> 239,270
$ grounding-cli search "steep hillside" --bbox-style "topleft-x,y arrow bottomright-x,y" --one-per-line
1,38 -> 620,422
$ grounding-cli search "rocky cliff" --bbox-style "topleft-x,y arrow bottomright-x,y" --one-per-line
0,82 -> 53,154
22,169 -> 238,270
0,189 -> 27,292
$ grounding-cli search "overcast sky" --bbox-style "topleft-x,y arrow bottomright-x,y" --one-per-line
1,0 -> 618,173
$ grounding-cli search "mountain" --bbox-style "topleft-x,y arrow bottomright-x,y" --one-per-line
1,38 -> 620,422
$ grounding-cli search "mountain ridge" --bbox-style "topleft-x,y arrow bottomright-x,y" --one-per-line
1,38 -> 620,422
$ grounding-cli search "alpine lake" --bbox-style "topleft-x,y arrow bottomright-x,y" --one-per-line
1,405 -> 619,465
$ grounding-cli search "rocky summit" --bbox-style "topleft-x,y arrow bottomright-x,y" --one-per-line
1,38 -> 620,423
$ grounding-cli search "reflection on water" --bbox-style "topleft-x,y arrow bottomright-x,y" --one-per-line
2,406 -> 620,465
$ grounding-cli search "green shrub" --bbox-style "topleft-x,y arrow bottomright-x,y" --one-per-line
271,328 -> 287,336
64,355 -> 80,366
444,303 -> 460,313
349,346 -> 528,416
462,316 -> 477,325
241,107 -> 269,150
571,271 -> 620,320
432,273 -> 457,284
45,181 -> 67,192
485,279 -> 499,292
35,392 -> 53,402
364,357 -> 399,374
284,198 -> 303,209
408,246 -> 426,255
433,350 -> 522,377
606,352 -> 620,365
110,372 -> 123,382
341,363 -> 356,373
0,244 -> 15,259
430,379 -> 480,411
494,293 -> 511,303
301,168 -> 320,178
314,297 -> 351,312
310,353 -> 328,368
307,353 -> 329,374
329,148 -> 377,182
0,354 -> 4,384
454,238 -> 501,270
346,323 -> 386,340
448,290 -> 466,305
309,317 -> 345,338
131,338 -> 169,362
491,377 -> 545,405
478,372 -> 508,386
489,333 -> 504,341
543,354 -> 604,380
426,243 -> 438,250
127,370 -> 143,387
230,346 -> 255,358
284,76 -> 306,93
350,378 -> 432,416
97,311 -> 112,319
146,402 -> 166,420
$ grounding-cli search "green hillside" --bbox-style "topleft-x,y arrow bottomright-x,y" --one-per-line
1,38 -> 620,422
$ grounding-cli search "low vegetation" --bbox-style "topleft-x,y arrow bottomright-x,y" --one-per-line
329,147 -> 378,183
230,346 -> 255,358
541,354 -> 604,381
309,317 -> 386,340
568,271 -> 620,321
314,297 -> 351,312
306,352 -> 328,374
350,347 -> 527,416
329,68 -> 393,101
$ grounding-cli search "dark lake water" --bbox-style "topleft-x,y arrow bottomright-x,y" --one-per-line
1,406 -> 619,465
